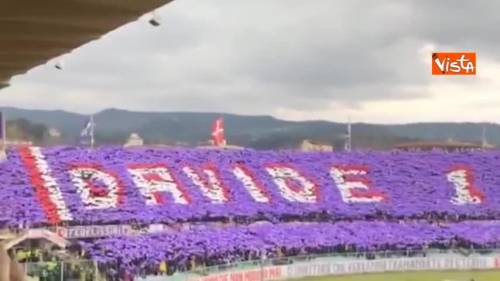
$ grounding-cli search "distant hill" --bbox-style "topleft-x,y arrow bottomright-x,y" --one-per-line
0,107 -> 498,149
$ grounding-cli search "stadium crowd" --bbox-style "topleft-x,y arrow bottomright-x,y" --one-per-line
0,147 -> 499,280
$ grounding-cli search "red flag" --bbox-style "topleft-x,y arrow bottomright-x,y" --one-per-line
211,118 -> 226,146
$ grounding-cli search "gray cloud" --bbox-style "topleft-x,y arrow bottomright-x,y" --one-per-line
0,0 -> 498,120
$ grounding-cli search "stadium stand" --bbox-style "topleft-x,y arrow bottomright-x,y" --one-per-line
0,146 -> 499,278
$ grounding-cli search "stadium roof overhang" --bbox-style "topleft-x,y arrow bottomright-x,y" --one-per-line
0,0 -> 173,90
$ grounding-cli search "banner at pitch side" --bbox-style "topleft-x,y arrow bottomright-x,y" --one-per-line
495,256 -> 500,268
187,266 -> 285,281
285,256 -> 497,278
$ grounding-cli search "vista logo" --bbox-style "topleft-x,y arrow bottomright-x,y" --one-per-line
432,52 -> 476,75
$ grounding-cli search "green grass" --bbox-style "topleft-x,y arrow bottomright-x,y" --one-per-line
292,270 -> 500,281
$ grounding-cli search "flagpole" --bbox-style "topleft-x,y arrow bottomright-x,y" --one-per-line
90,115 -> 95,149
481,124 -> 487,148
345,116 -> 352,152
1,111 -> 6,158
2,111 -> 5,150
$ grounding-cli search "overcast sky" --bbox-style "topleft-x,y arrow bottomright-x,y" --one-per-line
1,0 -> 499,123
